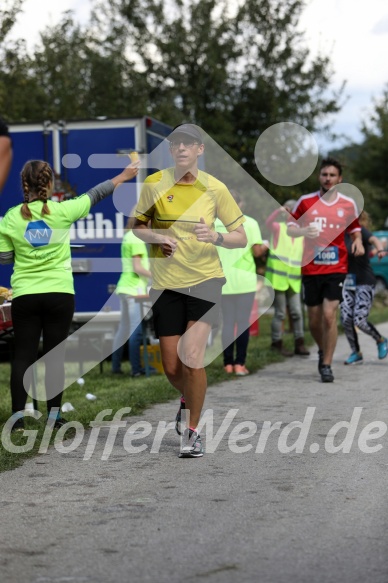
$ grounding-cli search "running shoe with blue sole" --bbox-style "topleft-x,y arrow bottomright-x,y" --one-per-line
377,338 -> 388,360
344,352 -> 363,365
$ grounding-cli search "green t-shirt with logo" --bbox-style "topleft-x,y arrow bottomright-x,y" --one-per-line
0,196 -> 91,298
115,231 -> 150,296
215,215 -> 262,294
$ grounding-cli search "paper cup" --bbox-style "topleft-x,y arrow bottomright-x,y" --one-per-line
309,221 -> 321,234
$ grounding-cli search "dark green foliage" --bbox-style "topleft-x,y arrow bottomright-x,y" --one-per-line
331,87 -> 388,228
1,0 -> 340,160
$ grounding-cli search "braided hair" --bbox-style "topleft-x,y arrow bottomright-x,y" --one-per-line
20,160 -> 53,220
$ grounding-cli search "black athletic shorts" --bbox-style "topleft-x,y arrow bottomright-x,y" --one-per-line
302,273 -> 346,306
149,278 -> 225,337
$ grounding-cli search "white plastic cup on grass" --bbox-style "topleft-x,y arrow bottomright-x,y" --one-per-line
85,393 -> 97,401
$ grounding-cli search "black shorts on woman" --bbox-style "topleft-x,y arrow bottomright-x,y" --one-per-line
149,277 -> 226,337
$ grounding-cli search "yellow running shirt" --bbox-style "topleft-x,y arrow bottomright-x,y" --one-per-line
135,168 -> 245,290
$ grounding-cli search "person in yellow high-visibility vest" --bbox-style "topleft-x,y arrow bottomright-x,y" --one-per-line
265,200 -> 309,357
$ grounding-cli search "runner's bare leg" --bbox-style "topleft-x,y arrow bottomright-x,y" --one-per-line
322,298 -> 340,365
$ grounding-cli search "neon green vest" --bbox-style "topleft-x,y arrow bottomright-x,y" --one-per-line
265,223 -> 303,292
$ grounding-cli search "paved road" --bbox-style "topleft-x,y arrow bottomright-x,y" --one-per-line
1,325 -> 388,583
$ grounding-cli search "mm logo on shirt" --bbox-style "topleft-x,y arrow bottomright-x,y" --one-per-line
24,220 -> 52,247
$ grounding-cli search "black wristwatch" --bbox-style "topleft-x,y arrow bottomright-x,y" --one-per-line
214,232 -> 224,246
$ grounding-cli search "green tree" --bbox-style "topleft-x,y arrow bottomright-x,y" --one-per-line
1,0 -> 345,223
0,0 -> 34,119
31,12 -> 148,120
354,87 -> 388,190
96,0 -> 342,221
1,5 -> 150,121
332,87 -> 388,228
0,0 -> 23,42
96,0 -> 342,129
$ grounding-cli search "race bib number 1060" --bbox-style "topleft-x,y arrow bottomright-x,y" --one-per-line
313,246 -> 339,265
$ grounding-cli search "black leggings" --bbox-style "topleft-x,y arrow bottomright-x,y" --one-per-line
11,293 -> 75,413
221,293 -> 255,366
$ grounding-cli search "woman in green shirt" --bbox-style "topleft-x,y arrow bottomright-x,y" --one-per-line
0,158 -> 139,431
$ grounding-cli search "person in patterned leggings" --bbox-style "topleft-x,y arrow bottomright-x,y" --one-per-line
341,211 -> 388,364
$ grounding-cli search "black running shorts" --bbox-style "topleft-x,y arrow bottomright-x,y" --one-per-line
149,278 -> 225,337
302,273 -> 346,306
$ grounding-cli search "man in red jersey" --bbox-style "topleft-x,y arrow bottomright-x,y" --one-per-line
287,158 -> 364,383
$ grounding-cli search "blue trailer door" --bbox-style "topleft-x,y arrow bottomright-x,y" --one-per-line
62,119 -> 141,313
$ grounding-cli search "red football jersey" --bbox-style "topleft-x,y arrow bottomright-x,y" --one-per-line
287,191 -> 361,275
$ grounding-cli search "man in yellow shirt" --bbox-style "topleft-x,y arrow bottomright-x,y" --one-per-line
133,123 -> 247,458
